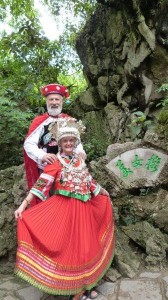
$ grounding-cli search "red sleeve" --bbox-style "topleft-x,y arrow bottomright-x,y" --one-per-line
90,177 -> 101,196
30,160 -> 60,201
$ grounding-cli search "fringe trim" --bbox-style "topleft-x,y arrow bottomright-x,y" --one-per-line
14,252 -> 114,296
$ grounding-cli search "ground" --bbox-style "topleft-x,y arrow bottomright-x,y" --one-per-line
0,268 -> 168,300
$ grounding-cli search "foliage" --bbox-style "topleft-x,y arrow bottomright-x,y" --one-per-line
157,98 -> 168,107
156,83 -> 168,145
158,0 -> 168,8
43,0 -> 97,20
81,111 -> 110,162
0,0 -> 96,168
157,83 -> 168,107
0,96 -> 35,169
127,111 -> 152,138
0,0 -> 90,102
58,71 -> 87,102
158,105 -> 168,142
0,19 -> 76,105
0,0 -> 89,108
139,188 -> 150,196
158,83 -> 168,92
0,0 -> 36,21
84,137 -> 108,162
131,111 -> 146,124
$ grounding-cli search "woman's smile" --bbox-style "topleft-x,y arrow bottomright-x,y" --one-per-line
60,137 -> 76,155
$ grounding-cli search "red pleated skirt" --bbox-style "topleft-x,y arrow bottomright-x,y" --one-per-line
15,194 -> 115,296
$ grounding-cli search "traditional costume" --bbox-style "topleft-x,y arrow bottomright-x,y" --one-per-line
15,121 -> 115,296
24,83 -> 84,206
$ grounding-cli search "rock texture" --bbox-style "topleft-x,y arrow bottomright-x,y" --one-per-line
0,165 -> 27,274
66,0 -> 168,153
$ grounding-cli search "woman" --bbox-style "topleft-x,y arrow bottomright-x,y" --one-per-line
14,120 -> 115,300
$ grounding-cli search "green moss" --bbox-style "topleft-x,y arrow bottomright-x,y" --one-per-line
158,106 -> 168,138
82,111 -> 111,162
158,106 -> 168,124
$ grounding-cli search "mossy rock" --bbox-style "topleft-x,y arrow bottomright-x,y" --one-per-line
82,110 -> 112,161
158,106 -> 168,139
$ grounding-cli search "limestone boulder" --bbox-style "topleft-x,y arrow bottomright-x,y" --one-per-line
114,227 -> 142,278
0,165 -> 27,274
106,142 -> 168,189
79,87 -> 104,111
122,221 -> 168,267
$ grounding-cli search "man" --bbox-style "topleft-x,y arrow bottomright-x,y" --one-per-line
24,83 -> 86,205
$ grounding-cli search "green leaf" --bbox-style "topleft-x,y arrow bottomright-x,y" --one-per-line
133,111 -> 145,117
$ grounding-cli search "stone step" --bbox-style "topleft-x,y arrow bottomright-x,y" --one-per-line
0,269 -> 168,300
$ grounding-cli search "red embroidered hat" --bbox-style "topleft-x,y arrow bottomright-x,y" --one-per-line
41,83 -> 70,99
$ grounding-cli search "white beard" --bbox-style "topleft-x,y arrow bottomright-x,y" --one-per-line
47,105 -> 62,116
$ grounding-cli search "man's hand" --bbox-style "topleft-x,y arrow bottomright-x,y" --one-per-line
78,152 -> 87,161
41,153 -> 57,164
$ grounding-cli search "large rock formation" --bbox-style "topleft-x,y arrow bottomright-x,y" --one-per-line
65,0 -> 168,152
70,0 -> 168,277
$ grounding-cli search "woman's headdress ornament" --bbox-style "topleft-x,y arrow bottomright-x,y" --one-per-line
48,119 -> 86,145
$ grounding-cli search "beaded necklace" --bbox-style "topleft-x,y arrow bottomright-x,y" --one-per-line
57,152 -> 85,171
57,152 -> 90,193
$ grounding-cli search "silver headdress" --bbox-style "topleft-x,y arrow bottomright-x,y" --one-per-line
48,119 -> 86,145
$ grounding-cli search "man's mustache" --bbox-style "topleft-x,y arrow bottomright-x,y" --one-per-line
51,105 -> 60,108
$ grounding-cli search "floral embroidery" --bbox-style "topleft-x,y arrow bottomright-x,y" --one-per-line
34,178 -> 47,189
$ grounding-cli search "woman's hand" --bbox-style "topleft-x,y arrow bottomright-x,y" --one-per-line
100,187 -> 109,197
14,200 -> 28,219
15,193 -> 34,219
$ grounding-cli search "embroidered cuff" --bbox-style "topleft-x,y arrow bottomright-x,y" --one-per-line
30,188 -> 47,201
93,184 -> 101,196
